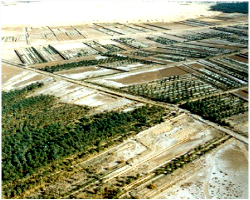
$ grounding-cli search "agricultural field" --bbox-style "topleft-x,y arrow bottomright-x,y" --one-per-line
1,6 -> 248,200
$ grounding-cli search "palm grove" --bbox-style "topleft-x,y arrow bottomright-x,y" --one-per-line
2,82 -> 168,198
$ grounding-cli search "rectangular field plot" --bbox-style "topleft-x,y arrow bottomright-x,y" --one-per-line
229,54 -> 248,64
34,45 -> 65,62
99,59 -> 150,72
200,38 -> 247,49
94,40 -> 126,53
187,62 -> 206,69
187,61 -> 247,90
129,48 -> 188,63
51,42 -> 99,60
226,111 -> 248,136
98,23 -> 138,35
89,66 -> 190,88
14,47 -> 47,65
186,40 -> 245,51
145,34 -> 178,46
122,73 -> 220,103
179,19 -> 218,27
205,58 -> 248,83
113,37 -> 149,49
233,87 -> 248,100
70,24 -> 110,39
56,66 -> 118,80
156,42 -> 230,59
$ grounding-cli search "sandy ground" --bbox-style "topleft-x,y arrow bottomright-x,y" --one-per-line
56,66 -> 118,80
2,64 -> 25,84
2,67 -> 53,91
89,65 -> 190,88
52,43 -> 88,51
226,112 -> 248,137
188,62 -> 206,69
229,55 -> 248,64
1,2 -> 220,27
73,93 -> 117,107
153,138 -> 248,199
233,88 -> 248,99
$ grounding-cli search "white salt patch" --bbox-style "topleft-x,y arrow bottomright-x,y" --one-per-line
98,98 -> 132,111
116,140 -> 147,161
73,93 -> 114,107
53,42 -> 87,51
95,55 -> 108,60
61,68 -> 116,80
61,88 -> 96,102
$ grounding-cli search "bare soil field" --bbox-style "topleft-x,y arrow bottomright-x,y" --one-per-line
233,88 -> 248,99
187,62 -> 206,69
229,55 -> 248,63
90,66 -> 190,88
2,64 -> 25,84
226,112 -> 248,137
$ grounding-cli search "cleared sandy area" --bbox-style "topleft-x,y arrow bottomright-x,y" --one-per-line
56,66 -> 118,80
2,67 -> 52,91
226,112 -> 248,137
2,64 -> 25,84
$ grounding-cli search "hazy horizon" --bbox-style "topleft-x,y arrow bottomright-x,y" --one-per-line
1,1 -> 218,26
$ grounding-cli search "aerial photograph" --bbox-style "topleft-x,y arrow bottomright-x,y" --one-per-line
1,0 -> 248,199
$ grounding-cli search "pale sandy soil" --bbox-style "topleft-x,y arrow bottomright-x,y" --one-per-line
52,43 -> 88,51
233,88 -> 248,99
73,93 -> 117,107
153,138 -> 248,199
1,2 -> 220,27
1,49 -> 23,63
2,67 -> 52,91
2,64 -> 25,84
226,112 -> 248,137
96,98 -> 133,112
89,65 -> 190,88
56,66 -> 118,80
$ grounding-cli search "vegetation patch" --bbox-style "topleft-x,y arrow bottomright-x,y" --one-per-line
2,83 -> 168,198
180,93 -> 248,125
122,75 -> 218,103
210,2 -> 248,14
41,54 -> 151,73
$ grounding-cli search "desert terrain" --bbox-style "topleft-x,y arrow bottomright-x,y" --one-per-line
1,1 -> 248,199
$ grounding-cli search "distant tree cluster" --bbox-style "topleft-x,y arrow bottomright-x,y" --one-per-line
210,2 -> 248,14
41,54 -> 152,73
